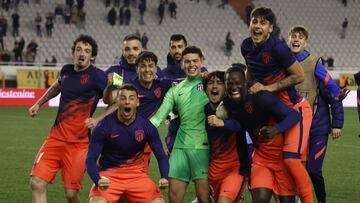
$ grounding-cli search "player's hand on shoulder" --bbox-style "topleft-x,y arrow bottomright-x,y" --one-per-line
107,73 -> 114,85
200,71 -> 209,78
331,128 -> 342,140
28,103 -> 40,117
85,117 -> 98,129
249,82 -> 269,94
207,115 -> 224,127
158,178 -> 169,189
98,176 -> 110,191
259,126 -> 278,140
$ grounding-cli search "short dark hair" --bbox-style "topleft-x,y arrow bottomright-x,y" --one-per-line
225,63 -> 247,81
203,71 -> 225,91
72,34 -> 98,57
181,46 -> 204,60
250,7 -> 276,25
169,34 -> 187,46
135,51 -> 158,67
118,83 -> 138,96
123,33 -> 142,43
288,25 -> 309,40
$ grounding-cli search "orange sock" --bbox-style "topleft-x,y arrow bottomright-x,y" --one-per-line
284,158 -> 314,203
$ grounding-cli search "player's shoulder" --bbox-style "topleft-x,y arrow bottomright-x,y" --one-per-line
61,63 -> 74,71
241,37 -> 253,50
105,64 -> 122,75
136,114 -> 157,130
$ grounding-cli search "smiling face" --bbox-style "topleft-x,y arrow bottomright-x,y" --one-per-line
73,41 -> 95,70
288,32 -> 307,55
226,71 -> 247,102
137,59 -> 157,87
169,39 -> 186,63
182,53 -> 203,78
206,75 -> 225,106
117,89 -> 138,123
249,16 -> 273,46
123,39 -> 143,64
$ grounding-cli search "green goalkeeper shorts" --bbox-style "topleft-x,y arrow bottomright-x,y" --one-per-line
168,148 -> 209,183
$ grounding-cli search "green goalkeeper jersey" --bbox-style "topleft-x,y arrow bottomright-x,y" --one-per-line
150,76 -> 209,149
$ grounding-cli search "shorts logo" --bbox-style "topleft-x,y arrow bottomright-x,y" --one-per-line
245,102 -> 253,113
262,52 -> 271,65
80,74 -> 90,84
154,87 -> 161,99
197,83 -> 204,91
135,130 -> 145,142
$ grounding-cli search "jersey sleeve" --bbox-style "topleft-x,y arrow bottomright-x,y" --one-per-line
146,122 -> 169,179
95,69 -> 108,99
256,91 -> 300,133
273,42 -> 297,70
223,119 -> 241,132
150,86 -> 175,127
57,66 -> 65,85
314,61 -> 341,98
86,119 -> 108,186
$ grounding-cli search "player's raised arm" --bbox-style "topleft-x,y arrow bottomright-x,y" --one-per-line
28,80 -> 61,117
150,86 -> 175,128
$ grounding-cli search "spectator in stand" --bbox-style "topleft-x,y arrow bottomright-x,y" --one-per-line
66,0 -> 74,7
0,14 -> 8,37
3,0 -> 10,11
141,32 -> 149,49
124,6 -> 131,25
27,39 -> 39,63
107,7 -> 117,26
54,4 -> 63,22
224,31 -> 234,58
138,0 -> 146,25
0,25 -> 4,51
51,55 -> 57,65
13,39 -> 22,62
11,11 -> 20,37
64,5 -> 72,24
169,0 -> 177,19
35,12 -> 43,37
217,0 -> 228,9
158,0 -> 165,24
77,0 -> 84,12
340,18 -> 348,39
45,13 -> 54,37
245,3 -> 253,27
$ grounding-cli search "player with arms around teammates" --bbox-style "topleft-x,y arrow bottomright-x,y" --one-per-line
241,7 -> 313,203
28,34 -> 107,203
150,46 -> 211,203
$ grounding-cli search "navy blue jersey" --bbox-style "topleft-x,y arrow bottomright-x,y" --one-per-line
105,56 -> 164,83
204,104 -> 250,176
355,71 -> 360,122
86,112 -> 169,185
50,64 -> 106,143
241,34 -> 302,106
223,90 -> 300,140
130,77 -> 172,118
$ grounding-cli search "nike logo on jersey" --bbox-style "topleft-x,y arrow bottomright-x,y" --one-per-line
178,92 -> 184,96
110,134 -> 120,139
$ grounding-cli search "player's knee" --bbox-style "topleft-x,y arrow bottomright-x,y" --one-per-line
64,189 -> 79,200
30,176 -> 47,192
196,193 -> 210,203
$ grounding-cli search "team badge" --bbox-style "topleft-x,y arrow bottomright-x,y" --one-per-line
134,130 -> 145,142
154,87 -> 161,99
262,52 -> 271,65
245,102 -> 253,113
197,83 -> 204,91
80,74 -> 90,84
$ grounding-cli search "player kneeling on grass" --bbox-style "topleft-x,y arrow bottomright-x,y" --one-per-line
86,84 -> 169,203
222,65 -> 301,203
203,71 -> 250,203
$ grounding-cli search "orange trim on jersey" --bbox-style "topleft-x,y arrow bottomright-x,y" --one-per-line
262,70 -> 286,85
324,73 -> 330,86
357,98 -> 360,105
315,146 -> 326,160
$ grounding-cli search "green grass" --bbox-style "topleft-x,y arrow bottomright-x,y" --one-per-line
0,107 -> 359,203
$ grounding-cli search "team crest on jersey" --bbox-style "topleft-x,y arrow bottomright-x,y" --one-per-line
154,87 -> 161,99
245,102 -> 253,113
197,83 -> 204,91
171,81 -> 179,86
135,130 -> 145,142
80,74 -> 90,84
262,52 -> 271,65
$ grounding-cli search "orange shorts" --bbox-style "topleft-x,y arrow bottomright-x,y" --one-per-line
209,167 -> 247,202
89,166 -> 163,203
283,99 -> 312,160
30,136 -> 88,189
251,160 -> 296,196
143,143 -> 152,174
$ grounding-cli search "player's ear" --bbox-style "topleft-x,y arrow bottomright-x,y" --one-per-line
269,24 -> 273,33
